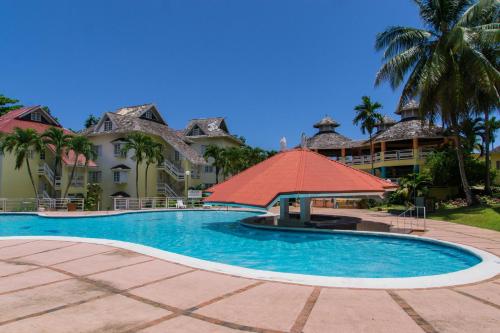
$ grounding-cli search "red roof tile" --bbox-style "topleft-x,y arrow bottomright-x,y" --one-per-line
205,149 -> 397,208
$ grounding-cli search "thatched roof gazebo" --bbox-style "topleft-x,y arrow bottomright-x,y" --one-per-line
305,116 -> 353,150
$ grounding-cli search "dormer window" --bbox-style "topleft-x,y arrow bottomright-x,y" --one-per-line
192,127 -> 201,136
144,110 -> 153,119
30,112 -> 42,122
104,120 -> 113,132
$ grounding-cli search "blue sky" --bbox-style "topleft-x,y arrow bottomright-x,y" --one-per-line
1,0 -> 423,149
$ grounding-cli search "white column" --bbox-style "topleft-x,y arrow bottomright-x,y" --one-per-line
299,197 -> 311,223
280,198 -> 289,221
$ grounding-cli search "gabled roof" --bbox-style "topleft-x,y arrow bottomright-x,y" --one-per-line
184,117 -> 230,137
86,112 -> 206,165
115,104 -> 167,125
205,149 -> 397,208
111,164 -> 131,170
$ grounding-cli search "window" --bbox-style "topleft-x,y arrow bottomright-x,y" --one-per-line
88,171 -> 102,183
39,150 -> 46,160
113,171 -> 121,183
174,150 -> 180,161
144,110 -> 153,119
104,120 -> 112,131
27,150 -> 35,159
200,145 -> 207,155
497,161 -> 500,170
30,112 -> 42,122
204,165 -> 214,173
192,127 -> 201,136
92,145 -> 102,157
113,171 -> 128,183
114,143 -> 126,158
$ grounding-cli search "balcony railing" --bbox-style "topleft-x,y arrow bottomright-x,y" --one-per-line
157,159 -> 185,181
341,148 -> 433,166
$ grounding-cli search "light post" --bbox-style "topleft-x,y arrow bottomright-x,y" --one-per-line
184,170 -> 191,199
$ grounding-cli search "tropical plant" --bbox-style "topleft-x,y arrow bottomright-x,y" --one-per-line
204,145 -> 226,183
123,132 -> 151,198
353,96 -> 384,174
375,0 -> 499,205
458,116 -> 484,154
483,116 -> 500,150
85,183 -> 102,211
0,94 -> 23,116
84,114 -> 100,129
0,128 -> 43,197
395,172 -> 433,205
63,135 -> 96,198
41,127 -> 72,195
144,141 -> 164,197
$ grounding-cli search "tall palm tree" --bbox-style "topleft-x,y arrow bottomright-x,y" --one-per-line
123,132 -> 150,198
204,145 -> 226,184
63,135 -> 96,198
375,0 -> 499,205
459,116 -> 483,154
144,141 -> 164,197
1,128 -> 43,197
353,96 -> 384,174
42,127 -> 72,195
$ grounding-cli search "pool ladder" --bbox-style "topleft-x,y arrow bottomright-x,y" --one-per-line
391,205 -> 426,233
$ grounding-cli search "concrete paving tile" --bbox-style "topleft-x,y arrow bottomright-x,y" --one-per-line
0,240 -> 36,249
138,316 -> 241,333
0,294 -> 169,333
398,289 -> 500,333
0,279 -> 107,323
88,259 -> 192,290
131,270 -> 254,309
52,249 -> 151,275
0,241 -> 74,259
18,243 -> 113,266
0,261 -> 38,277
0,268 -> 69,294
455,282 -> 500,306
196,282 -> 313,332
303,289 -> 423,333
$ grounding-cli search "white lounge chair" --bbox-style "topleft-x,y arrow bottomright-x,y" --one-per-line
176,200 -> 187,209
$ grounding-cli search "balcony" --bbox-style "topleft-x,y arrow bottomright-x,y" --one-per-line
341,148 -> 433,166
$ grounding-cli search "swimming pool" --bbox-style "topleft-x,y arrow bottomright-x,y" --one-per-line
0,210 -> 497,288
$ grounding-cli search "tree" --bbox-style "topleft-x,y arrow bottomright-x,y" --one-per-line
375,0 -> 499,205
204,145 -> 226,184
144,141 -> 164,197
353,96 -> 384,174
63,136 -> 96,198
123,132 -> 150,198
42,127 -> 72,196
458,116 -> 483,154
0,95 -> 23,116
84,114 -> 100,129
395,172 -> 433,205
0,128 -> 43,197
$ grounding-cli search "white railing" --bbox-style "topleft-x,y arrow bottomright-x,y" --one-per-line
157,182 -> 178,197
158,160 -> 185,181
391,205 -> 426,232
113,197 -> 204,211
343,148 -> 419,165
419,147 -> 434,158
38,162 -> 55,183
0,198 -> 84,212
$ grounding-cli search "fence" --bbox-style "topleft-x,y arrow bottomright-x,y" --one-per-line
0,198 -> 85,212
113,197 -> 204,211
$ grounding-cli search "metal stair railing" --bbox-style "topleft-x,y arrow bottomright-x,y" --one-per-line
392,204 -> 426,232
158,160 -> 185,181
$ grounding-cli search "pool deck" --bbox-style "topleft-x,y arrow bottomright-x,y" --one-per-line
0,209 -> 499,332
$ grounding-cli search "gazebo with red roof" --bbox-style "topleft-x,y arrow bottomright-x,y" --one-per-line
205,149 -> 397,222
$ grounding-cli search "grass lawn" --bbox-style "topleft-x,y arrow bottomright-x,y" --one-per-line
429,204 -> 500,231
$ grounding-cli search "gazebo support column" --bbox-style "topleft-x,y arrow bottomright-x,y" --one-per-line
299,197 -> 311,223
279,198 -> 290,222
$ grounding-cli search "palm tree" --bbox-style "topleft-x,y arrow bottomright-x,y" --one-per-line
204,145 -> 226,184
63,135 -> 96,198
375,0 -> 499,205
353,96 -> 384,174
144,142 -> 164,197
42,127 -> 72,195
123,132 -> 150,198
1,128 -> 43,197
459,116 -> 483,154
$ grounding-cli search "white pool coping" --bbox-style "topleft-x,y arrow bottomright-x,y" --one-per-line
0,211 -> 499,289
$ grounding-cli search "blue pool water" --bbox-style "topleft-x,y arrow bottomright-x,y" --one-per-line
0,211 -> 481,278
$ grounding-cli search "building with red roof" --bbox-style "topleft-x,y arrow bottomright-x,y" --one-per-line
0,106 -> 97,200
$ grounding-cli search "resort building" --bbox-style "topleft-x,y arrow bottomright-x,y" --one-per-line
0,106 -> 96,200
491,146 -> 500,185
304,101 -> 447,181
83,104 -> 241,208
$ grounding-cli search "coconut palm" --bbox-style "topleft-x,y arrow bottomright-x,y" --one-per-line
42,127 -> 72,195
375,0 -> 499,205
459,116 -> 484,154
123,132 -> 150,198
63,135 -> 96,198
353,96 -> 384,174
144,141 -> 164,197
1,128 -> 43,197
204,145 -> 226,184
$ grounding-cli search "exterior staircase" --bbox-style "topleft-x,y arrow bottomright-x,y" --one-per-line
37,163 -> 62,190
157,182 -> 179,197
157,160 -> 185,181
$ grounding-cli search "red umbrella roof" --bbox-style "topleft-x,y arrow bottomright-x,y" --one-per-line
205,149 -> 397,208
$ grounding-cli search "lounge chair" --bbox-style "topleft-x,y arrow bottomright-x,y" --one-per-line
176,200 -> 187,209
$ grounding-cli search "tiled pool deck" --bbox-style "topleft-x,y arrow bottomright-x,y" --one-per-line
0,208 -> 499,332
